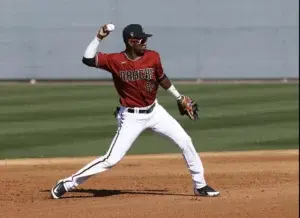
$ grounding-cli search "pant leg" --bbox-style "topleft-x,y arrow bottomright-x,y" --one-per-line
149,104 -> 207,189
63,108 -> 146,191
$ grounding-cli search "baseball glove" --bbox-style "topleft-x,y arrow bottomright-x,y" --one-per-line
177,95 -> 199,120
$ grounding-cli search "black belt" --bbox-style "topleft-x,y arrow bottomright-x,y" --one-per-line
127,103 -> 155,114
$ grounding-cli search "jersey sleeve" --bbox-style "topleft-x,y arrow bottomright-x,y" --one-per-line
95,52 -> 114,73
154,53 -> 166,82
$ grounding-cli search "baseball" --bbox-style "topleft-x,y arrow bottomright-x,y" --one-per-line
106,24 -> 115,32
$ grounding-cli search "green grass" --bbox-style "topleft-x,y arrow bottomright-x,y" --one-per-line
0,83 -> 298,159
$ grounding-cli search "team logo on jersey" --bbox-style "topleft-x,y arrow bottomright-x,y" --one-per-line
120,68 -> 154,82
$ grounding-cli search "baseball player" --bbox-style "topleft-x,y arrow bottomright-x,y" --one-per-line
51,23 -> 219,199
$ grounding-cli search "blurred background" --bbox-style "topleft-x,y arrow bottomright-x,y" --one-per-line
0,0 -> 299,80
0,0 -> 298,159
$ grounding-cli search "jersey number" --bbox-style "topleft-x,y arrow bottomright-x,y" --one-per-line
145,82 -> 155,92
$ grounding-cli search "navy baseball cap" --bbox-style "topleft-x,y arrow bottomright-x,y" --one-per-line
123,24 -> 152,42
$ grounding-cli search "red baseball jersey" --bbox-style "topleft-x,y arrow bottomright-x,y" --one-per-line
95,50 -> 165,107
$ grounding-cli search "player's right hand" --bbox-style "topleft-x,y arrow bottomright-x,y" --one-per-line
97,24 -> 115,40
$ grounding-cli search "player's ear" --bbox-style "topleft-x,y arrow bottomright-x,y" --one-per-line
127,40 -> 133,47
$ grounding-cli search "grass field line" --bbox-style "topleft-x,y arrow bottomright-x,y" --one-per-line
0,84 -> 294,102
0,105 -> 295,135
0,149 -> 297,166
0,78 -> 298,86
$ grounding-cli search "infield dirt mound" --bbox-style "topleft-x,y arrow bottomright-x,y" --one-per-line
0,150 -> 298,218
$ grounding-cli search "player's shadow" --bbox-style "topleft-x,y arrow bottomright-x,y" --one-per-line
43,189 -> 194,199
70,188 -> 194,198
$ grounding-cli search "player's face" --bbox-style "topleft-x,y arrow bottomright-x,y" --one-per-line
128,38 -> 148,56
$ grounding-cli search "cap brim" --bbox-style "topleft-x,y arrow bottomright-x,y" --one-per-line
137,33 -> 153,38
144,33 -> 153,37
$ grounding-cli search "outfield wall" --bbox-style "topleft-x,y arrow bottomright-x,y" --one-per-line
0,0 -> 298,79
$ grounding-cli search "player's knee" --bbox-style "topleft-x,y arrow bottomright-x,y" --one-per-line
104,157 -> 121,168
178,134 -> 192,148
183,134 -> 192,145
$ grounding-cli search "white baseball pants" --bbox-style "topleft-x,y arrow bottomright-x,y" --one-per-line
63,102 -> 207,191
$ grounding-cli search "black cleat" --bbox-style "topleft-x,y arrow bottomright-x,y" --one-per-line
194,185 -> 220,197
51,181 -> 67,199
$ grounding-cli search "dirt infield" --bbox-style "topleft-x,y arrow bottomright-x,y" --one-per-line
0,150 -> 299,218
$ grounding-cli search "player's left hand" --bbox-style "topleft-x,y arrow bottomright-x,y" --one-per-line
177,95 -> 199,120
